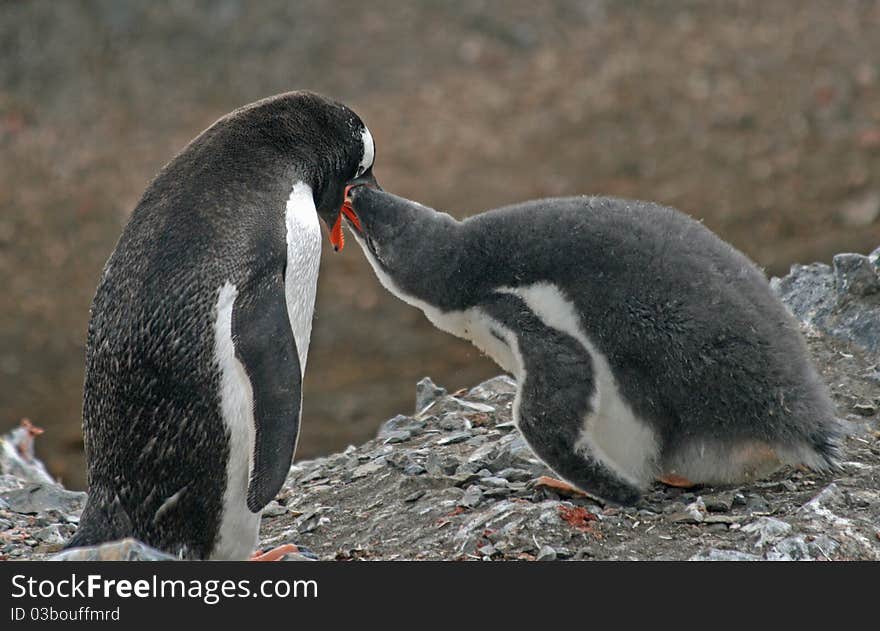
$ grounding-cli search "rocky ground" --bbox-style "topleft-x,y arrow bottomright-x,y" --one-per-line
1,248 -> 878,561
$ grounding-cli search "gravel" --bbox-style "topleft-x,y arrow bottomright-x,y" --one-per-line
1,250 -> 879,561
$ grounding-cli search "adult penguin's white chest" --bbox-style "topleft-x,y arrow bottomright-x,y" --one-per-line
283,181 -> 323,373
211,181 -> 321,560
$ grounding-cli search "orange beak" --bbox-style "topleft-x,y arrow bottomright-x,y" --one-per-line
329,186 -> 362,252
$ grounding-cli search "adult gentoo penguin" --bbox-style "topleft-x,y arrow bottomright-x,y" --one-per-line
342,187 -> 840,505
65,91 -> 377,559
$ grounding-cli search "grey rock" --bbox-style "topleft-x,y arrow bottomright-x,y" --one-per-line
690,548 -> 763,561
495,467 -> 533,483
447,397 -> 495,413
34,524 -> 67,546
262,501 -> 288,518
466,442 -> 500,465
536,545 -> 557,561
351,458 -> 387,480
766,535 -> 839,561
403,463 -> 428,476
852,403 -> 876,416
703,493 -> 735,513
742,517 -> 793,548
703,514 -> 746,525
482,487 -> 513,499
382,430 -> 413,444
436,431 -> 472,446
669,498 -> 706,524
773,255 -> 880,354
377,414 -> 413,438
833,253 -> 880,297
450,472 -> 483,488
415,377 -> 447,414
1,484 -> 86,516
455,462 -> 484,476
403,490 -> 426,503
279,552 -> 317,561
426,452 -> 460,476
802,483 -> 847,514
459,485 -> 483,509
53,538 -> 177,561
745,494 -> 771,515
438,415 -> 470,432
467,375 -> 517,400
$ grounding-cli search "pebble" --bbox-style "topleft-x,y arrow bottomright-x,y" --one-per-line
377,414 -> 415,438
702,493 -> 735,513
404,463 -> 428,476
669,498 -> 706,524
436,431 -> 472,446
742,517 -> 792,548
495,467 -> 533,483
833,253 -> 880,297
438,415 -> 470,432
403,490 -> 425,503
766,535 -> 838,561
458,485 -> 483,509
351,458 -> 387,480
52,538 -> 177,561
745,494 -> 771,514
689,548 -> 763,561
1,484 -> 86,516
467,375 -> 517,400
536,545 -> 557,561
447,397 -> 495,413
426,453 -> 460,476
382,430 -> 412,444
482,488 -> 513,499
852,403 -> 876,416
262,501 -> 288,518
455,462 -> 483,476
415,377 -> 447,414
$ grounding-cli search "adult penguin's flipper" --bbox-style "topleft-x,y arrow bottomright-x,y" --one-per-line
232,271 -> 302,513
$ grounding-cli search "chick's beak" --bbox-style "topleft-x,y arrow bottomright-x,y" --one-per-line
328,173 -> 380,252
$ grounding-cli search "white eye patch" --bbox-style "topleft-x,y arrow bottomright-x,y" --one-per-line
356,127 -> 375,178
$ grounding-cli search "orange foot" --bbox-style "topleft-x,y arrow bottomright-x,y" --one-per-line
534,476 -> 588,498
249,544 -> 300,561
657,473 -> 697,489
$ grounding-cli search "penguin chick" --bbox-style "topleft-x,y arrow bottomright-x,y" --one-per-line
66,91 -> 377,559
343,187 -> 841,505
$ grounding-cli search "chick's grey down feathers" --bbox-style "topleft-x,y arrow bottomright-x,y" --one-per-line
347,187 -> 840,504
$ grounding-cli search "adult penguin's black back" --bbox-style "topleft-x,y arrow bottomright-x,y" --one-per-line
66,92 -> 377,558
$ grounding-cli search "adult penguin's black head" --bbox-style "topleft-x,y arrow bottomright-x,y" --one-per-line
207,90 -> 378,248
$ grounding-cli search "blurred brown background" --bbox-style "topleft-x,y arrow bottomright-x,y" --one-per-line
2,0 -> 879,489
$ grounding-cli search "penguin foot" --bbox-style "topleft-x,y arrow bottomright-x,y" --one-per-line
533,476 -> 589,498
656,473 -> 697,489
249,544 -> 300,561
